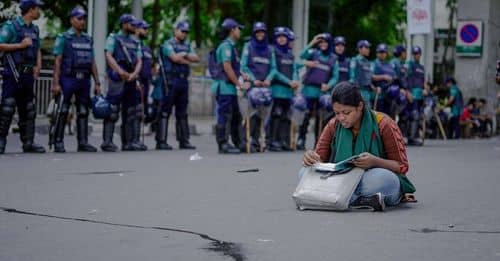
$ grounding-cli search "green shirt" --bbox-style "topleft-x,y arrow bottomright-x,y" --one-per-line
271,57 -> 300,99
211,37 -> 238,96
406,60 -> 424,100
0,16 -> 39,44
349,54 -> 375,85
104,30 -> 142,58
53,28 -> 95,57
450,85 -> 463,117
300,47 -> 339,98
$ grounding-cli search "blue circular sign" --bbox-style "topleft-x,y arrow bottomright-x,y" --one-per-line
460,24 -> 479,44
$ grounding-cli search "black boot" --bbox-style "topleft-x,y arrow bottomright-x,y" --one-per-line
250,115 -> 262,152
101,105 -> 119,152
177,117 -> 196,149
155,113 -> 172,150
296,112 -> 310,150
122,107 -> 142,151
20,102 -> 45,153
52,103 -> 69,153
216,124 -> 239,154
268,116 -> 282,152
133,105 -> 147,151
280,118 -> 293,151
76,106 -> 97,152
0,98 -> 16,154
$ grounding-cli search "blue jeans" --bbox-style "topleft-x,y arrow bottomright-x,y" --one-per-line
298,167 -> 402,207
349,168 -> 401,206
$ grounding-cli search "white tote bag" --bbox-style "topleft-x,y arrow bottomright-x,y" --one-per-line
292,166 -> 365,211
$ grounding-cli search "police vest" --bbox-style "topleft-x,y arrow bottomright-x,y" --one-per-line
163,39 -> 190,77
303,50 -> 335,86
61,32 -> 93,75
408,61 -> 425,89
140,44 -> 153,80
247,42 -> 272,81
354,56 -> 372,87
392,59 -> 408,89
373,59 -> 396,88
336,56 -> 350,82
113,34 -> 139,71
4,19 -> 39,68
211,40 -> 241,82
273,47 -> 294,84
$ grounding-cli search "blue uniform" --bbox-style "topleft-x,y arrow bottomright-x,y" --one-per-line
372,58 -> 398,115
406,59 -> 426,145
0,16 -> 45,153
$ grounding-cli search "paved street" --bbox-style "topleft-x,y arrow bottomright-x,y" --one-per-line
1,120 -> 500,261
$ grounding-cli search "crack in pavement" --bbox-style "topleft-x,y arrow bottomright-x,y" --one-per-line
70,170 -> 135,175
409,227 -> 500,234
1,207 -> 245,261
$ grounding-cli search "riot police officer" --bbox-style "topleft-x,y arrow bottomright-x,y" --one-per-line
268,26 -> 299,152
51,6 -> 101,153
406,46 -> 427,146
240,21 -> 276,153
350,40 -> 375,108
0,0 -> 46,154
102,14 -> 143,152
390,44 -> 411,138
333,36 -> 350,83
210,18 -> 249,154
157,21 -> 200,150
296,33 -> 338,150
131,18 -> 150,151
372,43 -> 397,116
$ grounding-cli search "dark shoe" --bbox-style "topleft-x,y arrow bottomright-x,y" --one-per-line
179,142 -> 196,150
407,138 -> 423,146
22,143 -> 46,153
53,142 -> 66,153
296,138 -> 305,150
350,192 -> 385,212
101,142 -> 118,152
77,143 -> 97,152
134,142 -> 148,151
0,137 -> 7,154
268,141 -> 283,152
122,143 -> 143,151
219,143 -> 240,154
156,142 -> 173,150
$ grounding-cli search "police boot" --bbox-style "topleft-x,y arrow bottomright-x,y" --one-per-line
133,105 -> 147,151
216,124 -> 239,154
268,117 -> 282,152
101,105 -> 119,152
408,119 -> 423,146
280,118 -> 293,151
122,107 -> 142,151
0,98 -> 16,154
296,113 -> 310,150
19,102 -> 45,153
177,117 -> 196,150
53,103 -> 70,153
155,113 -> 172,150
76,105 -> 97,152
250,115 -> 262,152
238,118 -> 257,153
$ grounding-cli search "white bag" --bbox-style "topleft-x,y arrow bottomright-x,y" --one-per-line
292,166 -> 365,211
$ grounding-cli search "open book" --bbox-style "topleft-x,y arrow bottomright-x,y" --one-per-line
313,155 -> 360,173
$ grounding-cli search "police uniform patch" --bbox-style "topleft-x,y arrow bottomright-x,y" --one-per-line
225,49 -> 231,57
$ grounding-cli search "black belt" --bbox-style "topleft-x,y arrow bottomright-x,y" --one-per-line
63,72 -> 91,79
18,66 -> 34,74
167,73 -> 189,79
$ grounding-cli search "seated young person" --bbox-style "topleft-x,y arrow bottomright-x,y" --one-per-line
301,82 -> 416,211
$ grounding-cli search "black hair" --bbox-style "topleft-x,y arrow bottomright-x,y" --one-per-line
479,98 -> 487,104
446,77 -> 457,85
218,27 -> 232,40
467,97 -> 477,106
331,82 -> 364,108
21,7 -> 32,16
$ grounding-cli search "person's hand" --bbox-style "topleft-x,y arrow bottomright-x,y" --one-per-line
127,72 -> 138,82
352,152 -> 379,169
423,88 -> 429,96
304,60 -> 318,68
239,81 -> 251,90
20,37 -> 33,48
118,70 -> 130,81
263,80 -> 271,87
241,73 -> 250,81
303,150 -> 321,166
384,75 -> 393,82
33,66 -> 40,79
290,81 -> 299,89
51,83 -> 61,95
320,84 -> 329,92
94,82 -> 101,95
135,82 -> 142,91
375,86 -> 382,94
253,80 -> 264,87
406,91 -> 414,103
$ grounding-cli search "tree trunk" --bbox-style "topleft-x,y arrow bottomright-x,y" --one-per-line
193,0 -> 201,47
150,0 -> 161,51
